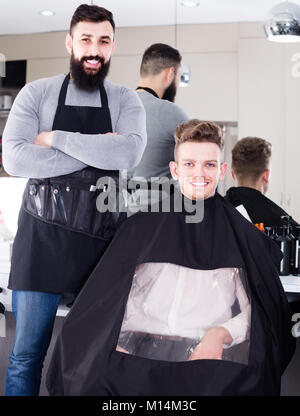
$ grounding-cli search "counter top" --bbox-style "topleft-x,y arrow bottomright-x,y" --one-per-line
0,261 -> 70,317
279,275 -> 300,294
1,259 -> 300,317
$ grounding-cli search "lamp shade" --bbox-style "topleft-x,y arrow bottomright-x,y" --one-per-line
264,1 -> 300,43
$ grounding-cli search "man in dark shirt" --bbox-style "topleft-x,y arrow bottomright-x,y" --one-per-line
225,137 -> 298,228
226,137 -> 300,314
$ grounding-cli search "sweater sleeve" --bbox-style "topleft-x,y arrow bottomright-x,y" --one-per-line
51,87 -> 147,170
2,81 -> 87,179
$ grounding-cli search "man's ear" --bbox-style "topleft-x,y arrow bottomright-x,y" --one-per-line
219,162 -> 228,182
163,67 -> 175,85
169,161 -> 178,180
65,33 -> 73,55
262,169 -> 270,184
231,169 -> 236,181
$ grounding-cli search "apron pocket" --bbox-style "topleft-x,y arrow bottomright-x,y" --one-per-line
23,181 -> 49,218
49,184 -> 73,226
23,179 -> 122,239
71,187 -> 120,239
71,187 -> 97,234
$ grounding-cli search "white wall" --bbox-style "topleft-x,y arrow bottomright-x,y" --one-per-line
0,23 -> 239,122
238,38 -> 285,206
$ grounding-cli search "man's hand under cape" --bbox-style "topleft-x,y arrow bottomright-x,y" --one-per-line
188,327 -> 233,361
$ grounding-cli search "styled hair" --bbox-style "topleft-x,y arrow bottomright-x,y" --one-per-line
174,119 -> 224,160
140,43 -> 182,77
231,137 -> 272,182
69,4 -> 115,34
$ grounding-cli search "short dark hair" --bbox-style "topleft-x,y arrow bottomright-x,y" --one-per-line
140,43 -> 182,77
69,4 -> 115,34
174,119 -> 224,160
231,137 -> 272,182
175,119 -> 224,147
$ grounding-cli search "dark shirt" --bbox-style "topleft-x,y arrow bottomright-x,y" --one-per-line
225,186 -> 298,228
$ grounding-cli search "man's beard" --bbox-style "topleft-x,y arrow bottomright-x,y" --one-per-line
70,53 -> 111,91
162,79 -> 177,103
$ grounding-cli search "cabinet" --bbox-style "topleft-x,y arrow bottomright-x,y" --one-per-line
284,44 -> 300,222
0,110 -> 9,177
238,38 -> 300,223
176,52 -> 238,122
238,38 -> 285,209
0,87 -> 21,177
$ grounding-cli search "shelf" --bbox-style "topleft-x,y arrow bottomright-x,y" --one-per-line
0,257 -> 299,319
0,171 -> 9,178
0,110 -> 9,118
0,267 -> 71,317
280,275 -> 300,293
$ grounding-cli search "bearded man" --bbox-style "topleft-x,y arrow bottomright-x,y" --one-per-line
2,3 -> 146,396
129,43 -> 189,180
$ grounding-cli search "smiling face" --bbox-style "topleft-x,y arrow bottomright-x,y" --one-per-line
169,141 -> 227,200
65,20 -> 116,88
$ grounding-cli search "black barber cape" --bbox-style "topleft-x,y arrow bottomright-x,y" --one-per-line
46,193 -> 295,396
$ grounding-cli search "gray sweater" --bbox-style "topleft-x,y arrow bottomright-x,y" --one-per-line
2,74 -> 147,179
129,91 -> 189,179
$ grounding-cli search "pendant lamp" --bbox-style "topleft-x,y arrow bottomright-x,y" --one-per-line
264,1 -> 300,43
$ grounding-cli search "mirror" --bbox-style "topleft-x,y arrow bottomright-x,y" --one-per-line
0,0 -> 299,232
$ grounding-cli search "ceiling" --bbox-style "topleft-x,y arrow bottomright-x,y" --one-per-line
0,0 -> 300,35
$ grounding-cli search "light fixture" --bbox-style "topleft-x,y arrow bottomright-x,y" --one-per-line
180,1 -> 200,8
39,10 -> 56,17
264,1 -> 300,43
175,1 -> 192,87
180,63 -> 191,87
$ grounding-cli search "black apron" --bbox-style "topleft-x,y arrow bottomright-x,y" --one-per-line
9,74 -> 123,294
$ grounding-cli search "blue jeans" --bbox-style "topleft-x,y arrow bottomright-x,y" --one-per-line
5,290 -> 61,396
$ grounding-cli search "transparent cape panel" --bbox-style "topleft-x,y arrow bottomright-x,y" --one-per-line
116,263 -> 251,365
